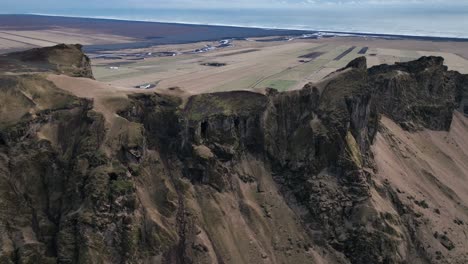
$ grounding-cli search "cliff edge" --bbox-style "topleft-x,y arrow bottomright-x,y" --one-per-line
0,45 -> 467,264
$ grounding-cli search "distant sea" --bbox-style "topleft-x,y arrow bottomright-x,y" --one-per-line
29,5 -> 468,39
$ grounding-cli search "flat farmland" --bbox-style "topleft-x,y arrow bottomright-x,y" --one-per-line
90,37 -> 468,94
0,14 -> 315,54
0,28 -> 138,53
93,42 -> 329,93
2,15 -> 468,93
3,14 -> 468,94
0,37 -> 33,52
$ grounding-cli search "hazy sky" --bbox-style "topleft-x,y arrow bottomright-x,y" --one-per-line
3,0 -> 468,11
2,0 -> 467,37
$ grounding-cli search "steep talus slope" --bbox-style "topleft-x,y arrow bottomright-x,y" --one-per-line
372,114 -> 468,264
0,44 -> 467,264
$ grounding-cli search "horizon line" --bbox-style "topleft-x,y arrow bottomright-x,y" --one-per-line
2,13 -> 468,41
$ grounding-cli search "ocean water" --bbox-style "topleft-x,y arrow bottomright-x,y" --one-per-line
27,5 -> 468,38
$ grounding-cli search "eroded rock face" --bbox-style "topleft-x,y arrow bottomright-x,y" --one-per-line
0,44 -> 94,78
0,46 -> 467,264
369,56 -> 465,131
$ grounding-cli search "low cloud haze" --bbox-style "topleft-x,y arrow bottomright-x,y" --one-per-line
3,0 -> 468,12
2,0 -> 467,38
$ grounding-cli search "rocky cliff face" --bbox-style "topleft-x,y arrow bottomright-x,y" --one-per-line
0,44 -> 93,78
369,56 -> 465,131
0,45 -> 467,264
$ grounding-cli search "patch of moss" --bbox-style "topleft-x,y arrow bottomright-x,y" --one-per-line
128,164 -> 141,176
262,79 -> 297,92
139,222 -> 177,255
77,211 -> 95,225
174,178 -> 191,195
111,179 -> 134,195
122,224 -> 140,259
414,199 -> 429,209
77,231 -> 109,264
0,256 -> 14,264
184,91 -> 267,121
110,163 -> 128,175
78,150 -> 108,168
126,122 -> 144,148
345,131 -> 363,168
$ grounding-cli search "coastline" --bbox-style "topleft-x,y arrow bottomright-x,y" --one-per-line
0,13 -> 468,42
24,13 -> 468,41
1,13 -> 468,54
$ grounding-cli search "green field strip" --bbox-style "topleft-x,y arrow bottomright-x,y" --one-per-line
253,46 -> 347,87
129,54 -> 200,67
235,46 -> 339,91
400,50 -> 420,59
325,46 -> 363,68
295,44 -> 330,58
93,54 -> 201,79
95,60 -> 204,82
92,66 -> 140,80
333,46 -> 356,61
212,75 -> 268,92
258,79 -> 297,91
399,57 -> 416,63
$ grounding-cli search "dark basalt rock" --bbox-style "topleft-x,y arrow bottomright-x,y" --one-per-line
434,232 -> 455,251
344,55 -> 367,70
369,56 -> 465,131
0,46 -> 467,264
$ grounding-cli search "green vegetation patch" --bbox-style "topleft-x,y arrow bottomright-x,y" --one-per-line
92,66 -> 140,81
0,74 -> 80,128
213,75 -> 265,92
326,46 -> 363,69
111,179 -> 134,194
184,91 -> 267,121
345,131 -> 363,168
260,79 -> 297,91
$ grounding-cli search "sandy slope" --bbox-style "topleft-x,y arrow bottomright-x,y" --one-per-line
372,113 -> 468,263
47,74 -> 133,120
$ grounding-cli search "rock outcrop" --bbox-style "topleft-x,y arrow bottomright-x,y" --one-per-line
369,56 -> 466,131
0,44 -> 93,78
0,45 -> 467,264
